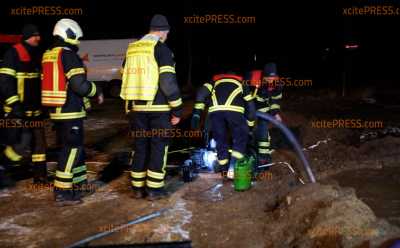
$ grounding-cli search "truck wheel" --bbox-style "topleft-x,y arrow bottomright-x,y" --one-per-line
109,80 -> 121,98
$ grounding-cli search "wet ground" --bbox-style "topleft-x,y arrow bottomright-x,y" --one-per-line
330,167 -> 400,227
1,90 -> 400,247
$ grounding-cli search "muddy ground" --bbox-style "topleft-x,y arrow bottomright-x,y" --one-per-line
1,89 -> 400,248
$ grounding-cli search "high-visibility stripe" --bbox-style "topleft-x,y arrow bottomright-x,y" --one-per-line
214,78 -> 242,88
258,107 -> 270,113
132,104 -> 170,112
42,49 -> 60,63
271,93 -> 282,100
16,72 -> 40,78
72,165 -> 87,174
4,146 -> 22,161
42,97 -> 66,103
83,98 -> 91,109
56,170 -> 73,179
0,68 -> 16,77
231,150 -> 244,159
65,38 -> 80,45
33,110 -> 42,117
125,101 -> 130,113
5,95 -> 19,105
258,142 -> 270,146
159,66 -> 176,74
225,87 -> 242,106
49,111 -> 86,120
146,180 -> 164,188
131,171 -> 147,178
247,120 -> 255,127
17,77 -> 24,102
3,106 -> 12,113
54,180 -> 72,189
258,148 -> 272,154
270,104 -> 280,110
87,82 -> 97,97
256,96 -> 266,102
32,154 -> 46,162
243,94 -> 253,101
73,175 -> 87,184
194,103 -> 205,110
169,98 -> 182,108
42,90 -> 67,96
211,92 -> 218,106
65,148 -> 78,174
218,159 -> 229,165
131,180 -> 145,188
147,169 -> 165,180
252,87 -> 259,98
209,106 -> 244,113
204,83 -> 213,92
162,146 -> 168,175
53,58 -> 59,92
65,68 -> 85,79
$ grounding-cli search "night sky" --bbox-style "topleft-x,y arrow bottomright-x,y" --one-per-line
1,0 -> 399,87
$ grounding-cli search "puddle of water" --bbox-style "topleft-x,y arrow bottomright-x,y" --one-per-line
153,198 -> 192,241
330,167 -> 400,227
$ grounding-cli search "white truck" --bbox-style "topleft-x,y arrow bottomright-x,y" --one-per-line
78,38 -> 136,97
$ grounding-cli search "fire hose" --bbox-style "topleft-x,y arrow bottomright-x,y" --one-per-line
65,208 -> 169,248
256,112 -> 316,183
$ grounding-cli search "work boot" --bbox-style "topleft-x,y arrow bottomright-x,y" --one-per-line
32,164 -> 49,184
132,187 -> 146,199
54,188 -> 82,207
147,188 -> 168,201
0,165 -> 15,189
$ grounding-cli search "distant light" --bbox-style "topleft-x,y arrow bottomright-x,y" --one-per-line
345,44 -> 359,49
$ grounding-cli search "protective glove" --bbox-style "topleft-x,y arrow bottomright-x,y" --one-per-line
7,102 -> 24,119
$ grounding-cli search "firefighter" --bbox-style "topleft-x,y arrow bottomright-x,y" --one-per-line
121,14 -> 183,200
191,69 -> 256,179
0,24 -> 48,184
41,19 -> 103,206
252,63 -> 283,171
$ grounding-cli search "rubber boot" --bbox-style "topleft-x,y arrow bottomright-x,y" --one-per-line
32,163 -> 49,184
146,187 -> 168,201
54,187 -> 82,207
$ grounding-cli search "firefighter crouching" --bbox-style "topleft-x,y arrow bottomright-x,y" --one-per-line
41,19 -> 103,206
121,14 -> 183,200
191,70 -> 256,179
0,24 -> 48,185
251,63 -> 283,171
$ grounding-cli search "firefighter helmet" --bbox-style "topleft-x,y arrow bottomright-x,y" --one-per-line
53,19 -> 83,45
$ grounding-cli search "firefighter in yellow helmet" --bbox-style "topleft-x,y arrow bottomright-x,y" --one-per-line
121,14 -> 183,200
42,19 -> 103,206
0,24 -> 47,185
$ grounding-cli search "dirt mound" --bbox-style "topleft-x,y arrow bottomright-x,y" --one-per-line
263,183 -> 400,248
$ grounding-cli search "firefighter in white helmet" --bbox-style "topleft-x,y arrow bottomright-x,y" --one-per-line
41,19 -> 103,206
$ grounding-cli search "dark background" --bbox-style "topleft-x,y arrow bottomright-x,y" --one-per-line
1,0 -> 399,90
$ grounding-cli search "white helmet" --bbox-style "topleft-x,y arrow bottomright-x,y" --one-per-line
53,18 -> 83,45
